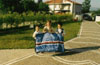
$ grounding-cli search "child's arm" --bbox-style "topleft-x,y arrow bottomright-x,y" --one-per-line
62,29 -> 66,35
43,28 -> 47,33
43,27 -> 48,33
32,32 -> 36,39
55,29 -> 59,33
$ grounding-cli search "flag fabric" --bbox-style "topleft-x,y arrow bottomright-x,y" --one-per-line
35,33 -> 64,52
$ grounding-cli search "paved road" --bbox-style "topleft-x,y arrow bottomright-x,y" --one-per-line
1,21 -> 100,65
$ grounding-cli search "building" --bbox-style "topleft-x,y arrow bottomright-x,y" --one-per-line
45,0 -> 82,14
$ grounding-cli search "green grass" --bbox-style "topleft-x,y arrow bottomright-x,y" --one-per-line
63,22 -> 81,41
98,22 -> 100,24
0,21 -> 81,49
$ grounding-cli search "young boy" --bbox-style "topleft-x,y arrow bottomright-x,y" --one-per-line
56,23 -> 65,36
33,25 -> 41,39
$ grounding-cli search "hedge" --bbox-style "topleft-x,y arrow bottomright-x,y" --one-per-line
0,11 -> 73,29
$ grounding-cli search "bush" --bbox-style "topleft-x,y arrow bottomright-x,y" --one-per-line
0,12 -> 73,29
24,11 -> 35,22
13,12 -> 22,27
0,15 -> 3,29
35,12 -> 47,24
3,13 -> 14,28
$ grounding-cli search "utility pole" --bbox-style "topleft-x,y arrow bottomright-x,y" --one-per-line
74,0 -> 76,16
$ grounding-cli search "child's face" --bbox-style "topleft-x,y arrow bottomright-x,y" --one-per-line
47,21 -> 51,26
35,26 -> 39,31
58,24 -> 62,29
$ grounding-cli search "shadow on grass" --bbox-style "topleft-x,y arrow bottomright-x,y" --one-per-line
19,36 -> 35,41
53,46 -> 100,56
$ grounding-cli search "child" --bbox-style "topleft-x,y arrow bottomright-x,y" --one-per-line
43,20 -> 54,33
56,23 -> 65,36
33,25 -> 41,39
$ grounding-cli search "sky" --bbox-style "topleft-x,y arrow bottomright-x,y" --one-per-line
71,0 -> 100,8
35,0 -> 100,9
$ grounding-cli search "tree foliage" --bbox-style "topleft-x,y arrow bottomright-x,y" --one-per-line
82,0 -> 91,13
0,11 -> 73,29
0,0 -> 49,13
21,0 -> 38,12
91,9 -> 100,17
0,0 -> 24,13
94,9 -> 100,15
38,2 -> 49,12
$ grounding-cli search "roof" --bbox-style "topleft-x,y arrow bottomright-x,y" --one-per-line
45,0 -> 81,5
45,0 -> 62,4
67,0 -> 81,5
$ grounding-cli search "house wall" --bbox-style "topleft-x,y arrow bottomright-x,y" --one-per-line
75,4 -> 82,14
63,5 -> 70,10
70,3 -> 73,14
63,1 -> 73,14
96,16 -> 100,22
47,0 -> 82,14
55,4 -> 61,10
62,0 -> 82,14
49,4 -> 72,13
49,4 -> 54,11
49,4 -> 61,13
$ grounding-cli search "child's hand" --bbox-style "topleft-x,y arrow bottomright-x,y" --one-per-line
62,33 -> 64,36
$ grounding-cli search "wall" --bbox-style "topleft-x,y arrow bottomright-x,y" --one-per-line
95,16 -> 100,22
47,0 -> 82,14
49,4 -> 61,13
75,4 -> 82,14
63,1 -> 73,14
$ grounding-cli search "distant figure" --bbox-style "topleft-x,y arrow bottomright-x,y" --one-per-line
43,20 -> 54,33
56,23 -> 65,36
33,25 -> 41,39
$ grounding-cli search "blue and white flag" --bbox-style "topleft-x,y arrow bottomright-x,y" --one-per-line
35,33 -> 64,52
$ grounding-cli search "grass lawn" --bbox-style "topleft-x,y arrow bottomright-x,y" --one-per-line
98,22 -> 100,24
0,21 -> 81,49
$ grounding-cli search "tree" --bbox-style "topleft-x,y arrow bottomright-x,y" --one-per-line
38,0 -> 42,3
91,9 -> 100,17
82,0 -> 91,13
95,9 -> 100,15
21,0 -> 38,12
0,0 -> 49,13
0,0 -> 24,13
38,2 -> 49,12
0,16 -> 3,28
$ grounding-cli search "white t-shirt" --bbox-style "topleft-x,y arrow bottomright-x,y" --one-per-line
57,28 -> 65,36
58,29 -> 62,33
33,31 -> 41,39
